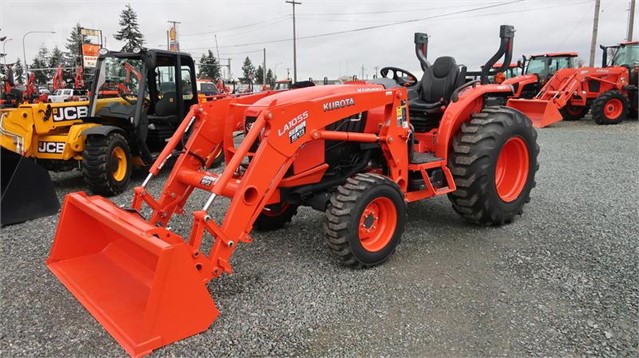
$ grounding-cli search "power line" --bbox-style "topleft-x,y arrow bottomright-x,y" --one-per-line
214,0 -> 524,49
181,16 -> 289,37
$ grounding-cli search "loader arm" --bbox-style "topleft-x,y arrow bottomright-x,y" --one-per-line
48,84 -> 409,356
134,85 -> 408,280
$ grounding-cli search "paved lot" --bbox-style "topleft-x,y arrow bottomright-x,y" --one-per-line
1,117 -> 638,357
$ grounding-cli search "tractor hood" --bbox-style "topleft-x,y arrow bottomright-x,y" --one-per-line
244,83 -> 388,117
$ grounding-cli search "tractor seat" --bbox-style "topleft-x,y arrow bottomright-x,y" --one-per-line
409,56 -> 465,132
148,92 -> 179,125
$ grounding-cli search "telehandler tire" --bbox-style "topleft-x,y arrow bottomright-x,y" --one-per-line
82,132 -> 132,196
448,106 -> 539,226
254,203 -> 298,231
592,90 -> 628,125
325,173 -> 406,268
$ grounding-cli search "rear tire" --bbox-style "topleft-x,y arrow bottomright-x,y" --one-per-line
592,90 -> 628,125
560,103 -> 589,121
82,133 -> 132,196
324,173 -> 406,268
253,203 -> 298,231
448,106 -> 539,226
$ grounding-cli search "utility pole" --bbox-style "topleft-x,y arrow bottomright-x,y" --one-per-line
263,48 -> 267,87
628,0 -> 636,41
589,0 -> 601,67
214,35 -> 221,61
285,0 -> 301,82
167,20 -> 181,51
361,65 -> 365,80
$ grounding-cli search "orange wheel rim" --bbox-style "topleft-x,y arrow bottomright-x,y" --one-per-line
495,137 -> 529,203
111,147 -> 127,182
604,98 -> 623,119
358,197 -> 397,252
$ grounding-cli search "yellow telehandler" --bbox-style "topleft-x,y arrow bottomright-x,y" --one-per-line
0,48 -> 199,224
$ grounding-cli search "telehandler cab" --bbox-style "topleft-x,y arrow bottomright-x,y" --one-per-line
47,25 -> 538,357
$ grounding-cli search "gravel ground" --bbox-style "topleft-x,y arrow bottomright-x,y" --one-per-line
1,116 -> 638,357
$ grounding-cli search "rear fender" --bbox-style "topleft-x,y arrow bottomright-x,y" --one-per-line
81,125 -> 126,138
435,84 -> 513,160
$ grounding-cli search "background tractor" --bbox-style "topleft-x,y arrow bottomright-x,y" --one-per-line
47,25 -> 539,356
503,52 -> 579,100
508,41 -> 638,127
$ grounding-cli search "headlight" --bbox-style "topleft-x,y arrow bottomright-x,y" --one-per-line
99,48 -> 108,55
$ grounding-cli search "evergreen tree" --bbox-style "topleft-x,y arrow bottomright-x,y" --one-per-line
64,23 -> 90,67
13,58 -> 24,85
266,69 -> 275,87
197,50 -> 221,80
113,3 -> 145,52
255,65 -> 264,84
241,56 -> 255,83
31,46 -> 49,85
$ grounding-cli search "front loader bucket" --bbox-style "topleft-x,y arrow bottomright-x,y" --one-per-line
47,192 -> 219,357
1,147 -> 60,225
507,98 -> 563,128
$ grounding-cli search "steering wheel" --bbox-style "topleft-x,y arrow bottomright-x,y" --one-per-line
380,66 -> 418,87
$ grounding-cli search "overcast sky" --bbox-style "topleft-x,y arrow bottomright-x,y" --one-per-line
1,0 -> 636,80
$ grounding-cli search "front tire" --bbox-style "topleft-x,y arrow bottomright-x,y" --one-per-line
448,106 -> 539,226
324,173 -> 406,268
560,103 -> 589,121
82,132 -> 132,196
592,90 -> 628,125
253,203 -> 298,231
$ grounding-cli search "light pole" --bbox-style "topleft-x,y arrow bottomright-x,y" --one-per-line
2,38 -> 12,66
285,0 -> 301,82
23,30 -> 56,73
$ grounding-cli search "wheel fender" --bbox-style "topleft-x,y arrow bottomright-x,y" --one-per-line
436,84 -> 514,159
81,125 -> 126,138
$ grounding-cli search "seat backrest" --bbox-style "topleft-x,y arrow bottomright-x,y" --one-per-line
419,56 -> 460,103
154,92 -> 177,117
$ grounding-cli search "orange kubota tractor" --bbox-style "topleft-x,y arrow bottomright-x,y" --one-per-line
47,25 -> 539,356
508,41 -> 638,127
503,52 -> 579,99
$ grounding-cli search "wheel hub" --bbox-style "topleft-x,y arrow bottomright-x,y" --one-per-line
604,98 -> 623,119
358,197 -> 397,252
495,137 -> 530,203
111,147 -> 127,182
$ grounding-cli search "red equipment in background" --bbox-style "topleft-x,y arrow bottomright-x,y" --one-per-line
508,41 -> 638,127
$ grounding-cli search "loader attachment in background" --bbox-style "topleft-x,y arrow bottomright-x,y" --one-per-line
1,147 -> 60,226
507,98 -> 563,128
47,192 -> 219,357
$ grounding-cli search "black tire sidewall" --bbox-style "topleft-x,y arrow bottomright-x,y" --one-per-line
346,183 -> 406,266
